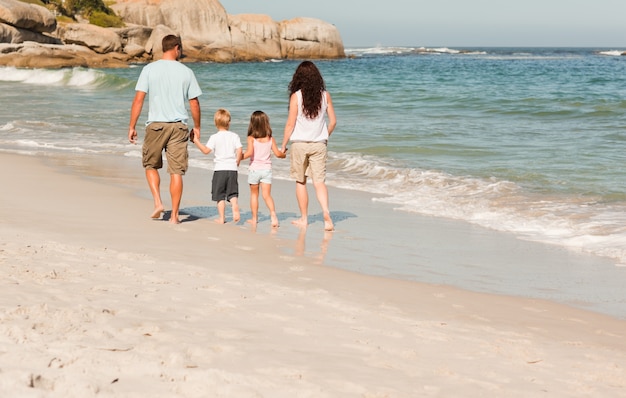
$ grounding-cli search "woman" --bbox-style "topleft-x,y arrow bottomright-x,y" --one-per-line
281,61 -> 337,231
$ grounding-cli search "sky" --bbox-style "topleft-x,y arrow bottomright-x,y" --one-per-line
220,0 -> 626,48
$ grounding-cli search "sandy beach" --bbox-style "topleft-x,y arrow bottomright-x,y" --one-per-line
1,152 -> 626,397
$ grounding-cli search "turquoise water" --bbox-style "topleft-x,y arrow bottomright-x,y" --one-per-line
2,46 -> 626,266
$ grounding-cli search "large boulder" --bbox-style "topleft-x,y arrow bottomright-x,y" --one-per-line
228,14 -> 281,61
56,23 -> 123,54
0,0 -> 56,33
0,22 -> 61,44
279,17 -> 344,59
0,42 -> 129,68
111,0 -> 230,46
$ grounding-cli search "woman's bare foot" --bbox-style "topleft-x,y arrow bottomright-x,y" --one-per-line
214,218 -> 226,224
270,213 -> 279,228
246,218 -> 258,225
292,217 -> 308,228
150,206 -> 164,219
323,213 -> 334,231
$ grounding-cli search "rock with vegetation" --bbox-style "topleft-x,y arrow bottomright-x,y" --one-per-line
0,0 -> 345,68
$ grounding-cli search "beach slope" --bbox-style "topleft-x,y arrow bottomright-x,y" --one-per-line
1,153 -> 625,397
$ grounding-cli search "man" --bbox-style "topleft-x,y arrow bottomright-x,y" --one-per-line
128,35 -> 202,224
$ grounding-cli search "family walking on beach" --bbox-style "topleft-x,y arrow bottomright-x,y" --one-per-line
127,35 -> 337,231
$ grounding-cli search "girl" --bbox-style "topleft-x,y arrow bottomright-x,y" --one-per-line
241,111 -> 286,227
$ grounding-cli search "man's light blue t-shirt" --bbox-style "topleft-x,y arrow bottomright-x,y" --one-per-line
135,60 -> 202,125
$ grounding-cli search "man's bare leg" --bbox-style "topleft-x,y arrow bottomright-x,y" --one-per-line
146,169 -> 164,219
314,181 -> 334,231
169,173 -> 183,224
292,181 -> 308,227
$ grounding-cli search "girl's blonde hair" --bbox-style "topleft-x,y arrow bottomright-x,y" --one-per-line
214,108 -> 231,129
247,110 -> 272,139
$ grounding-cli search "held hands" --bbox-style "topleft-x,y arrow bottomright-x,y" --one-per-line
189,127 -> 200,143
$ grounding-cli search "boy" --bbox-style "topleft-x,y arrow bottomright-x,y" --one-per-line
192,108 -> 242,223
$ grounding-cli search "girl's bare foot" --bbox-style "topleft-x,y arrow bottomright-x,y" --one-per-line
150,206 -> 164,219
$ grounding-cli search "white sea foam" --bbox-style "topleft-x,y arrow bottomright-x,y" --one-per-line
326,151 -> 626,265
0,66 -> 103,87
598,50 -> 625,57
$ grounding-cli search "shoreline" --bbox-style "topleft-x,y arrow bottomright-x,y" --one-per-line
2,152 -> 626,396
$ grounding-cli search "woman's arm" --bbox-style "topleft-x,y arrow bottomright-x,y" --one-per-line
271,137 -> 287,158
325,91 -> 337,136
281,93 -> 298,152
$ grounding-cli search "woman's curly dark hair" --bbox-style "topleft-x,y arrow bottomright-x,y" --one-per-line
288,61 -> 326,119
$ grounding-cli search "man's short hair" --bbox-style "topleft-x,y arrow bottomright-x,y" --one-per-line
162,35 -> 181,53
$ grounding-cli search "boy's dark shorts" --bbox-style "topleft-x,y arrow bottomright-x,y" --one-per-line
212,170 -> 239,202
142,122 -> 189,175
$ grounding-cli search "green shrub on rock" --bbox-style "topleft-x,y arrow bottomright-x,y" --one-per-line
89,11 -> 123,28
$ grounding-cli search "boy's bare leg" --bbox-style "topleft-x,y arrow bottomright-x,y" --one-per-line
292,181 -> 308,227
146,169 -> 164,219
169,173 -> 183,224
314,181 -> 334,231
231,197 -> 240,222
215,200 -> 226,224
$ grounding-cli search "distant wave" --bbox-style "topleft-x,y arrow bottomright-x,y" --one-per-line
598,50 -> 625,57
345,46 -> 486,57
0,67 -> 132,90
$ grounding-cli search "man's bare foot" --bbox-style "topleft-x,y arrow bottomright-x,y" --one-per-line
270,214 -> 279,228
323,213 -> 334,231
150,207 -> 164,219
292,218 -> 308,228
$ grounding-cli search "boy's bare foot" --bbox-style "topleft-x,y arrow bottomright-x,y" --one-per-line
292,218 -> 308,228
232,205 -> 240,222
150,206 -> 164,219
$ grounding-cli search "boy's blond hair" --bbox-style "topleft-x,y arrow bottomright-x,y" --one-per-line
214,108 -> 231,130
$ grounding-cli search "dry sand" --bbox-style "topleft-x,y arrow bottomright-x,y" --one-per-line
1,153 -> 625,397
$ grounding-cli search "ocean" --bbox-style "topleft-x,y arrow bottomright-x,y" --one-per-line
1,46 -> 626,316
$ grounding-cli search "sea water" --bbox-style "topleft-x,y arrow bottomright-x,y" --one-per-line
1,46 -> 626,313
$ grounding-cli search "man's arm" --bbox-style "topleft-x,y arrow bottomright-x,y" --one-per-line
128,91 -> 146,143
189,97 -> 201,142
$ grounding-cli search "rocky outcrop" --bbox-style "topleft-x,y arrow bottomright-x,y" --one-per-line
229,14 -> 282,61
56,23 -> 123,54
0,0 -> 345,68
0,0 -> 56,33
280,17 -> 345,59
